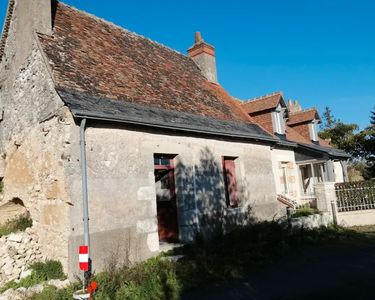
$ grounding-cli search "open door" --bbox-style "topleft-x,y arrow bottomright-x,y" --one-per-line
154,154 -> 179,242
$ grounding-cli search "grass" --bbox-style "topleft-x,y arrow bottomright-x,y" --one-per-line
0,260 -> 66,294
292,207 -> 320,218
0,216 -> 33,237
30,221 -> 371,300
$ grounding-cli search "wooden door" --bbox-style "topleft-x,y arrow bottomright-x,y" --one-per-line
154,158 -> 179,242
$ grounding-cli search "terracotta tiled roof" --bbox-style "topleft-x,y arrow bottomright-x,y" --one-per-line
285,125 -> 310,144
241,92 -> 284,114
288,109 -> 320,126
38,2 -> 255,124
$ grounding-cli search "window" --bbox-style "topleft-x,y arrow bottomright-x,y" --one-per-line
309,120 -> 319,142
280,162 -> 289,195
222,157 -> 239,208
273,104 -> 285,135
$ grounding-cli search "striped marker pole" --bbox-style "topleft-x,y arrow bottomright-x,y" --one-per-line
79,246 -> 89,271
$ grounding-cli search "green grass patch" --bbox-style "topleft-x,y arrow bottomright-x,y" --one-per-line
292,207 -> 319,218
0,216 -> 33,237
31,222 -> 369,300
0,260 -> 66,294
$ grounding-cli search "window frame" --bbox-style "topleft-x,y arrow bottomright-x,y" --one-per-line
273,104 -> 285,135
222,156 -> 239,208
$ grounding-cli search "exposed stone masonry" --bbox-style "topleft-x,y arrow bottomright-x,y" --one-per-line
0,229 -> 44,286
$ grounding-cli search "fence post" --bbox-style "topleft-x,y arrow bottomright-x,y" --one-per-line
286,207 -> 292,231
330,199 -> 338,225
315,182 -> 338,224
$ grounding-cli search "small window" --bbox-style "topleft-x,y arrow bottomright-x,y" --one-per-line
222,157 -> 239,208
154,154 -> 173,167
273,104 -> 285,135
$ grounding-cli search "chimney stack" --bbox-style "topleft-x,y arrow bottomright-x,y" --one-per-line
188,32 -> 217,83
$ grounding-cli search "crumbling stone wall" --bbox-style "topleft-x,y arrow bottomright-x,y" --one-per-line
0,45 -> 74,272
0,228 -> 44,286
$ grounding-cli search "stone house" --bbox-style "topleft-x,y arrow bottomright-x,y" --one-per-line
241,93 -> 350,207
0,0 -> 349,277
0,0 -> 287,276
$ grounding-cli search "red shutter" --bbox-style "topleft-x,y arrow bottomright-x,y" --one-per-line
223,158 -> 238,207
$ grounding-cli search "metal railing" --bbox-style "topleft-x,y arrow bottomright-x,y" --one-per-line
335,180 -> 375,212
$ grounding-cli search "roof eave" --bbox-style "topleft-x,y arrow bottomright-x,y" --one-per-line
72,109 -> 279,143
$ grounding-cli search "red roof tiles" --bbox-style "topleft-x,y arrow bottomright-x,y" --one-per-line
241,92 -> 284,114
38,2 -> 255,124
288,109 -> 320,126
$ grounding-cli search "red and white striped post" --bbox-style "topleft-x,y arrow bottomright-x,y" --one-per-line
79,246 -> 89,271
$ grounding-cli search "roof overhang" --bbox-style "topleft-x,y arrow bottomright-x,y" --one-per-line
297,143 -> 351,159
57,88 -> 279,144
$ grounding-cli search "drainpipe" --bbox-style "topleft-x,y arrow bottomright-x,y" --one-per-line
193,164 -> 200,235
80,118 -> 91,276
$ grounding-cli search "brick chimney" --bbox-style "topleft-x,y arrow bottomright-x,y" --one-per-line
188,32 -> 217,83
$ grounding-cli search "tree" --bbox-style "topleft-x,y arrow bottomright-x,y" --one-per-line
363,109 -> 375,178
370,108 -> 375,125
320,106 -> 337,130
318,107 -> 375,180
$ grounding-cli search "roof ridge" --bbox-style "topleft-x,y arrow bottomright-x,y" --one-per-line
59,2 -> 186,57
242,91 -> 283,104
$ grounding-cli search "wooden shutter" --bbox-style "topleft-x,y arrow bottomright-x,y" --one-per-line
223,158 -> 239,207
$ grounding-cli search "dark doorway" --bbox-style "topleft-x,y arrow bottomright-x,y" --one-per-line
154,154 -> 179,242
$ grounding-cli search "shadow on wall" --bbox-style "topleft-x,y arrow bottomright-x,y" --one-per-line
175,147 -> 256,243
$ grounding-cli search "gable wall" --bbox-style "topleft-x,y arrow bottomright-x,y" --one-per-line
0,42 -> 72,272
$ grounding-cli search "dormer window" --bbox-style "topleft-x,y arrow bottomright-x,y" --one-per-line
309,120 -> 319,142
272,104 -> 285,135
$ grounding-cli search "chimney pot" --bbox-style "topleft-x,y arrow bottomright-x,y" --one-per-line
195,31 -> 203,44
188,32 -> 217,83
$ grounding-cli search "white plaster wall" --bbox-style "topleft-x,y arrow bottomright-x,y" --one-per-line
77,126 -> 281,233
338,210 -> 375,227
65,125 -> 283,275
334,161 -> 344,183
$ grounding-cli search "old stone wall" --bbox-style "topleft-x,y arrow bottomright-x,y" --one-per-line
0,45 -> 73,272
66,124 -> 283,276
0,228 -> 44,286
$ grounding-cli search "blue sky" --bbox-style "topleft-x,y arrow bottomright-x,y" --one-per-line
1,0 -> 374,129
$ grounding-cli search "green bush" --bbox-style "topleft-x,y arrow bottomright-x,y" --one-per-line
92,257 -> 181,300
29,260 -> 66,281
292,207 -> 319,218
0,216 -> 33,237
0,260 -> 66,294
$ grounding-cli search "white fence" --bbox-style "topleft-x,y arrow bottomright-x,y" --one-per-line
315,181 -> 375,227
